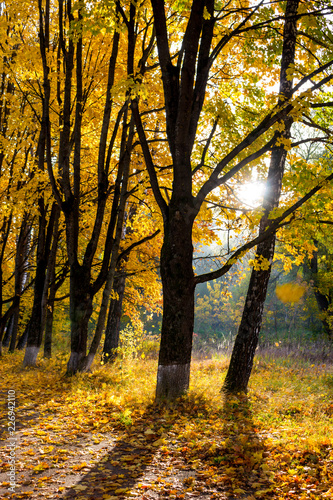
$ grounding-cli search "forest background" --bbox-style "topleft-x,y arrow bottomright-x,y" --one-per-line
2,0 -> 333,499
1,0 -> 333,395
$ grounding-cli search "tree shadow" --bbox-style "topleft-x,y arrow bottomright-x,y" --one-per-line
0,389 -> 41,439
58,403 -> 167,499
1,375 -> 274,500
1,374 -> 161,500
56,394 -> 274,500
1,393 -> 165,499
205,393 -> 273,498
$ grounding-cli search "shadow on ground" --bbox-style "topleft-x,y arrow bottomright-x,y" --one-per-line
1,385 -> 273,500
215,393 -> 273,498
59,404 -> 167,499
58,394 -> 273,500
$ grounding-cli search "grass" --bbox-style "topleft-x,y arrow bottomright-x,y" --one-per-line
0,350 -> 333,499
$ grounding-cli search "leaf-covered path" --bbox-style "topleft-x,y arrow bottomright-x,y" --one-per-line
1,353 -> 333,499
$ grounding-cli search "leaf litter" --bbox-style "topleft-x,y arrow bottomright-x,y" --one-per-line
1,352 -> 333,499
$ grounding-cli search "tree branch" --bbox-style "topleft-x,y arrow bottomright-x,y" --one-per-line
192,119 -> 218,175
131,98 -> 168,219
117,229 -> 161,264
195,171 -> 333,284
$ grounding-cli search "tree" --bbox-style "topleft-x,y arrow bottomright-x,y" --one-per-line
21,0 -> 161,373
102,271 -> 127,363
0,2 -> 39,355
0,0 -> 162,366
223,0 -> 299,393
132,0 -> 333,400
273,139 -> 333,340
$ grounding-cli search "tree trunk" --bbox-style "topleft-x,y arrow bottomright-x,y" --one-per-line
43,259 -> 58,358
9,215 -> 30,352
23,0 -> 51,367
81,115 -> 134,373
309,244 -> 332,338
16,319 -> 30,350
43,289 -> 55,358
2,315 -> 14,348
102,272 -> 126,363
9,309 -> 19,353
102,205 -> 137,363
23,208 -> 47,367
223,236 -> 275,392
43,210 -> 60,358
155,205 -> 195,401
23,202 -> 58,366
0,215 -> 13,355
66,263 -> 93,374
223,0 -> 299,393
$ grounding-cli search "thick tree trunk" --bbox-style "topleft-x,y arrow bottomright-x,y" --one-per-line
155,206 -> 195,401
102,273 -> 126,363
223,0 -> 299,393
66,264 -> 93,374
139,0 -> 215,401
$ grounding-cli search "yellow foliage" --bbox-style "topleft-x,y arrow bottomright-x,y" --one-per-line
249,256 -> 271,271
275,283 -> 305,303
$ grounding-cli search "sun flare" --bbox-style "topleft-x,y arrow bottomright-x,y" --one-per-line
237,182 -> 264,208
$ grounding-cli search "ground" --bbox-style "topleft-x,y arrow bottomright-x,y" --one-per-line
1,352 -> 333,499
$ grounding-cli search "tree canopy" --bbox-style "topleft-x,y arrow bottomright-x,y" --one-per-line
1,0 -> 333,399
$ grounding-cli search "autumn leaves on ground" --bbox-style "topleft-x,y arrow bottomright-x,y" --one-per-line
1,352 -> 333,500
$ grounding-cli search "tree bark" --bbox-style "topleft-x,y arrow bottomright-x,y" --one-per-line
133,0 -> 327,400
223,0 -> 300,393
23,0 -> 51,367
0,215 -> 12,355
137,0 -> 213,401
66,263 -> 93,374
81,115 -> 133,373
156,202 -> 196,400
52,4 -> 140,375
102,272 -> 126,363
23,206 -> 48,366
2,315 -> 14,348
23,202 -> 58,366
43,207 -> 60,358
9,215 -> 30,352
16,319 -> 30,350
